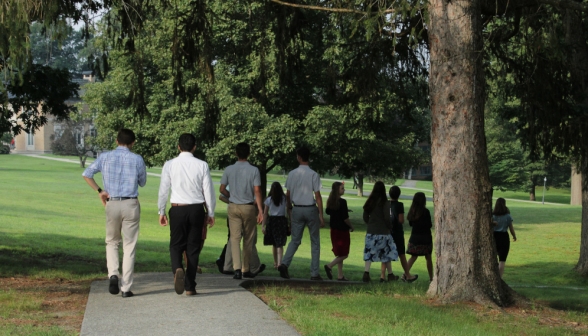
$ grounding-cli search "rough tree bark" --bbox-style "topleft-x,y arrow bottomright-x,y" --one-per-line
577,156 -> 588,275
356,173 -> 364,197
427,0 -> 517,305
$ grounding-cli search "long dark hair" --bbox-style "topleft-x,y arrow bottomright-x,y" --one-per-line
492,197 -> 510,216
327,182 -> 342,210
407,192 -> 427,221
269,182 -> 285,206
363,181 -> 387,213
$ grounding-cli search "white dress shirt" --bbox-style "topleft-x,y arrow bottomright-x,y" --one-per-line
158,152 -> 216,217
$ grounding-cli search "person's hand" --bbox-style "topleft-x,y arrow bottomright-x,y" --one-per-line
99,191 -> 109,206
512,236 -> 517,242
257,212 -> 264,224
262,226 -> 266,235
159,215 -> 168,227
207,216 -> 215,228
319,216 -> 325,228
349,225 -> 354,232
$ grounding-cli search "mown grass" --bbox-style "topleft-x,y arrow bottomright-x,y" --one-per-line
0,154 -> 587,335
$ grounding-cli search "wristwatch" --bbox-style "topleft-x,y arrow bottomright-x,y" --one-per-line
97,187 -> 103,193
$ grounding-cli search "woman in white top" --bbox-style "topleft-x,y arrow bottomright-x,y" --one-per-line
262,182 -> 289,268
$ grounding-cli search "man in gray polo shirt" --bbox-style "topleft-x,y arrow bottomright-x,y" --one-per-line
278,146 -> 324,280
220,142 -> 264,279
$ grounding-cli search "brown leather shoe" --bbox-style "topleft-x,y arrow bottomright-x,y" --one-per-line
388,273 -> 400,281
174,268 -> 185,295
185,290 -> 197,296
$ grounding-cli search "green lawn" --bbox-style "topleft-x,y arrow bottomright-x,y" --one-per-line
0,154 -> 587,335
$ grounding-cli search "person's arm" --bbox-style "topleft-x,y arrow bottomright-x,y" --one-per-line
254,185 -> 264,224
219,184 -> 230,199
342,199 -> 353,231
158,162 -> 172,227
219,194 -> 229,204
82,154 -> 109,206
383,201 -> 393,231
262,205 -> 269,234
137,157 -> 147,187
286,190 -> 292,221
398,203 -> 405,225
509,216 -> 516,241
202,163 -> 216,228
315,190 -> 324,228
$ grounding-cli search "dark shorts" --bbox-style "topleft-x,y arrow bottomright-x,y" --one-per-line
407,242 -> 432,256
391,231 -> 406,255
330,229 -> 350,257
494,231 -> 510,262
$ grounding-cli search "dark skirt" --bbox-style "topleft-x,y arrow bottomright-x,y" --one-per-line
264,216 -> 288,247
391,231 -> 406,255
330,229 -> 350,257
407,242 -> 432,256
494,231 -> 510,262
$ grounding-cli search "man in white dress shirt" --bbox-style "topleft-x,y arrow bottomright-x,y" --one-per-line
158,134 -> 216,295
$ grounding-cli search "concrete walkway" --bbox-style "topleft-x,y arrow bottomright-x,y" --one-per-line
81,272 -> 301,336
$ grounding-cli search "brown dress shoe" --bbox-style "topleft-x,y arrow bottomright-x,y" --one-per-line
185,290 -> 197,296
174,268 -> 185,294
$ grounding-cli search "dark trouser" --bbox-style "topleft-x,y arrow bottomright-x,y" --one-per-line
169,204 -> 205,291
218,218 -> 230,261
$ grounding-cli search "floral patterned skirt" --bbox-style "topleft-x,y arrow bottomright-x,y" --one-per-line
263,216 -> 288,247
363,234 -> 398,262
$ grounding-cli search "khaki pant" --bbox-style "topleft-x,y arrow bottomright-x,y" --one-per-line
224,228 -> 262,273
105,199 -> 141,292
228,203 -> 258,272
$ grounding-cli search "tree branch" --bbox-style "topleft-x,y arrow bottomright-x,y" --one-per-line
482,0 -> 588,15
269,0 -> 396,14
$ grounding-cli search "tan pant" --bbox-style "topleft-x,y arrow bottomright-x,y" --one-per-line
224,228 -> 262,272
105,199 -> 141,292
228,203 -> 258,272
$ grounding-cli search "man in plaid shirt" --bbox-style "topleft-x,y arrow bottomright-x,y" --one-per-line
83,129 -> 147,298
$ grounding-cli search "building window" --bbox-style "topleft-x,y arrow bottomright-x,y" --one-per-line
420,166 -> 432,176
27,132 -> 34,146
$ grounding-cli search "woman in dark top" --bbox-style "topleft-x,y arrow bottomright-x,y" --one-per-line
362,181 -> 399,283
381,186 -> 418,282
324,182 -> 354,281
492,197 -> 516,278
406,192 -> 433,281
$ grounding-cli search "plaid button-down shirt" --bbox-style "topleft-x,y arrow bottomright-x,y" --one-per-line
83,146 -> 147,197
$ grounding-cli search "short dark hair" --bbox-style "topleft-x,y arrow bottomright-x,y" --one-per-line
117,129 -> 136,145
296,146 -> 310,162
389,186 -> 401,199
178,133 -> 196,152
235,142 -> 250,159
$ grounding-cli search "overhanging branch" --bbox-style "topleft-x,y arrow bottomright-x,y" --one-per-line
270,0 -> 396,14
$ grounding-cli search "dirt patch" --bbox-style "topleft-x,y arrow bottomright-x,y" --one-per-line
0,277 -> 92,333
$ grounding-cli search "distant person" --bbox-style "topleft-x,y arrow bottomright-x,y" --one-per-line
278,146 -> 324,280
220,142 -> 265,280
382,186 -> 417,282
262,182 -> 289,269
158,133 -> 216,295
492,197 -> 517,278
406,192 -> 433,282
216,190 -> 266,276
82,129 -> 147,298
362,181 -> 398,282
324,182 -> 354,281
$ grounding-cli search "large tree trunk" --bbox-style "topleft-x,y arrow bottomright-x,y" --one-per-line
428,0 -> 516,305
565,8 -> 588,277
258,162 -> 268,200
529,184 -> 536,201
576,155 -> 588,275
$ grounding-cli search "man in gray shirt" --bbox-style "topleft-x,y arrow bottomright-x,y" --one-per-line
220,143 -> 264,279
278,146 -> 324,280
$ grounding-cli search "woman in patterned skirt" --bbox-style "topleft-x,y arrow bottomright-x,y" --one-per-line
262,182 -> 289,268
362,181 -> 398,282
406,192 -> 434,282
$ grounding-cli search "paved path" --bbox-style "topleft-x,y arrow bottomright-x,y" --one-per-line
81,273 -> 302,336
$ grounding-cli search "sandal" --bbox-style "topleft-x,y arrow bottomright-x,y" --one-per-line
337,277 -> 349,281
324,265 -> 333,280
402,274 -> 418,283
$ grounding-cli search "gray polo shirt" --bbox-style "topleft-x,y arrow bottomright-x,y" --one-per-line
220,161 -> 261,204
285,165 -> 322,206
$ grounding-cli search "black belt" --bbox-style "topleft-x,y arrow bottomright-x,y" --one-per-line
294,204 -> 315,207
108,197 -> 137,201
230,202 -> 255,205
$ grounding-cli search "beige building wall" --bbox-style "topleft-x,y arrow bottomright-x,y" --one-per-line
571,165 -> 582,206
